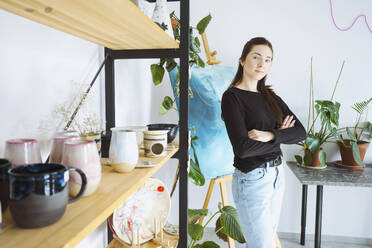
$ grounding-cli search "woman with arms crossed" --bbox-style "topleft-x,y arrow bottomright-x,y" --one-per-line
221,37 -> 306,248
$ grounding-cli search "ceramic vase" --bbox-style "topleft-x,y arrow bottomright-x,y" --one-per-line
49,136 -> 80,164
112,126 -> 148,147
109,129 -> 139,173
143,130 -> 168,157
152,0 -> 173,38
62,140 -> 101,197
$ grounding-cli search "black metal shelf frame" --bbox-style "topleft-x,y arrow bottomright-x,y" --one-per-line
103,1 -> 189,247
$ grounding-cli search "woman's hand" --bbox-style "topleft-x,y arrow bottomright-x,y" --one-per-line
279,115 -> 295,130
248,129 -> 275,142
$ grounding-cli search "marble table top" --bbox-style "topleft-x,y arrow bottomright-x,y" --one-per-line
286,161 -> 372,187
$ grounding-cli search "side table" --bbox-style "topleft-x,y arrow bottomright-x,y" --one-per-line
286,161 -> 372,248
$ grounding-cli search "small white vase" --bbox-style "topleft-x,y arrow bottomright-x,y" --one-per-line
109,129 -> 139,173
152,0 -> 173,38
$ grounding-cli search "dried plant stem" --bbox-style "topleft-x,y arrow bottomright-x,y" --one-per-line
63,55 -> 108,131
307,57 -> 313,133
330,60 -> 345,101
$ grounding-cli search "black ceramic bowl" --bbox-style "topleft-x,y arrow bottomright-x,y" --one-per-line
147,124 -> 179,144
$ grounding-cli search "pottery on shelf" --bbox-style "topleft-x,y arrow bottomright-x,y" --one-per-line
5,139 -> 42,168
338,139 -> 370,168
49,136 -> 80,164
147,123 -> 179,144
111,126 -> 148,147
62,139 -> 101,197
152,0 -> 173,38
0,159 -> 11,212
109,129 -> 139,173
112,178 -> 171,245
143,130 -> 168,157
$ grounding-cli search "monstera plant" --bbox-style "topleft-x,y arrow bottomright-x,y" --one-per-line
188,203 -> 245,248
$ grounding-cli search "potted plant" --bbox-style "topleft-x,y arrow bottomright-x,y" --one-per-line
295,58 -> 343,168
335,97 -> 372,169
150,13 -> 212,186
188,203 -> 245,248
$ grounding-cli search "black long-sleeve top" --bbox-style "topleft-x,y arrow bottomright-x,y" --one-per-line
221,87 -> 306,173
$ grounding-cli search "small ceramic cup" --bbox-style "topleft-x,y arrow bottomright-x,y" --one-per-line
62,140 -> 102,197
143,130 -> 168,157
0,159 -> 11,212
49,136 -> 80,164
8,163 -> 86,228
109,129 -> 139,173
5,139 -> 42,168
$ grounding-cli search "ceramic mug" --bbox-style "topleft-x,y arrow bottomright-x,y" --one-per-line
0,159 -> 11,212
143,130 -> 168,157
5,139 -> 42,167
112,126 -> 148,147
109,129 -> 138,173
49,136 -> 80,164
8,163 -> 87,228
62,139 -> 101,197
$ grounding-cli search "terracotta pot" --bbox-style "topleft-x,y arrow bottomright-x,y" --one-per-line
338,139 -> 370,166
305,148 -> 323,167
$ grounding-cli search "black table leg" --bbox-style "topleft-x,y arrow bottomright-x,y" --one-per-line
301,184 -> 308,245
315,185 -> 323,248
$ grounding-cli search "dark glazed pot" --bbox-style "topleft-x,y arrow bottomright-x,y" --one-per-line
0,158 -> 11,212
147,123 -> 179,143
8,163 -> 87,228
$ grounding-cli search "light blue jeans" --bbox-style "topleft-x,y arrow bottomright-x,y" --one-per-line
232,163 -> 285,248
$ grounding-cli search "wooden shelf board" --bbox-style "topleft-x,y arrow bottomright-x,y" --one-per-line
0,148 -> 178,248
0,0 -> 179,50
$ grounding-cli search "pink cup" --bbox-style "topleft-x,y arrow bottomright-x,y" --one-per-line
5,139 -> 42,168
62,139 -> 101,197
49,136 -> 80,164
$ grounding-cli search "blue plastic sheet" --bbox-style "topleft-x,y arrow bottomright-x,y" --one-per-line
169,65 -> 236,179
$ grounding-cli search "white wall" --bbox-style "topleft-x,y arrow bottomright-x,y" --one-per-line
0,0 -> 372,247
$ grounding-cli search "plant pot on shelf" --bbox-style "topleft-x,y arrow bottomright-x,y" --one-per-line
304,148 -> 325,167
337,139 -> 370,169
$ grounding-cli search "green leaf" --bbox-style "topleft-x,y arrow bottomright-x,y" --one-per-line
318,150 -> 326,166
294,155 -> 303,165
150,64 -> 165,86
189,87 -> 194,98
351,141 -> 364,166
199,241 -> 220,248
198,55 -> 205,68
219,206 -> 246,243
305,134 -> 321,154
352,97 -> 372,114
304,152 -> 312,166
195,36 -> 200,47
159,104 -> 168,115
192,135 -> 199,141
160,58 -> 166,67
196,14 -> 212,34
165,58 -> 177,72
346,127 -> 357,142
189,159 -> 205,186
188,209 -> 208,224
367,122 -> 372,140
188,223 -> 204,240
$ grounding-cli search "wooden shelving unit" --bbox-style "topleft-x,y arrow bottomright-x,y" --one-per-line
0,0 -> 179,50
0,0 -> 189,246
0,149 -> 178,248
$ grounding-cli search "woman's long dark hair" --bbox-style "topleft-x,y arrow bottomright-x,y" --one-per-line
229,37 -> 283,125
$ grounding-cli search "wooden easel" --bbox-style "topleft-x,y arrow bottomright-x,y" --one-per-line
198,175 -> 282,248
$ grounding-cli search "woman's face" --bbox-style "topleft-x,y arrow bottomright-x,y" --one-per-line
240,44 -> 273,81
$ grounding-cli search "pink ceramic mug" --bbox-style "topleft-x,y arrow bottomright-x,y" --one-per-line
49,136 -> 80,164
62,139 -> 101,197
5,139 -> 42,168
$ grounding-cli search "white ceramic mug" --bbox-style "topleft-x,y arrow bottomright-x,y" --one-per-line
5,139 -> 42,167
143,130 -> 168,158
109,129 -> 138,173
111,126 -> 147,147
62,139 -> 101,197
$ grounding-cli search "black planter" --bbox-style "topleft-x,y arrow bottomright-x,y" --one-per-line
0,158 -> 11,212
